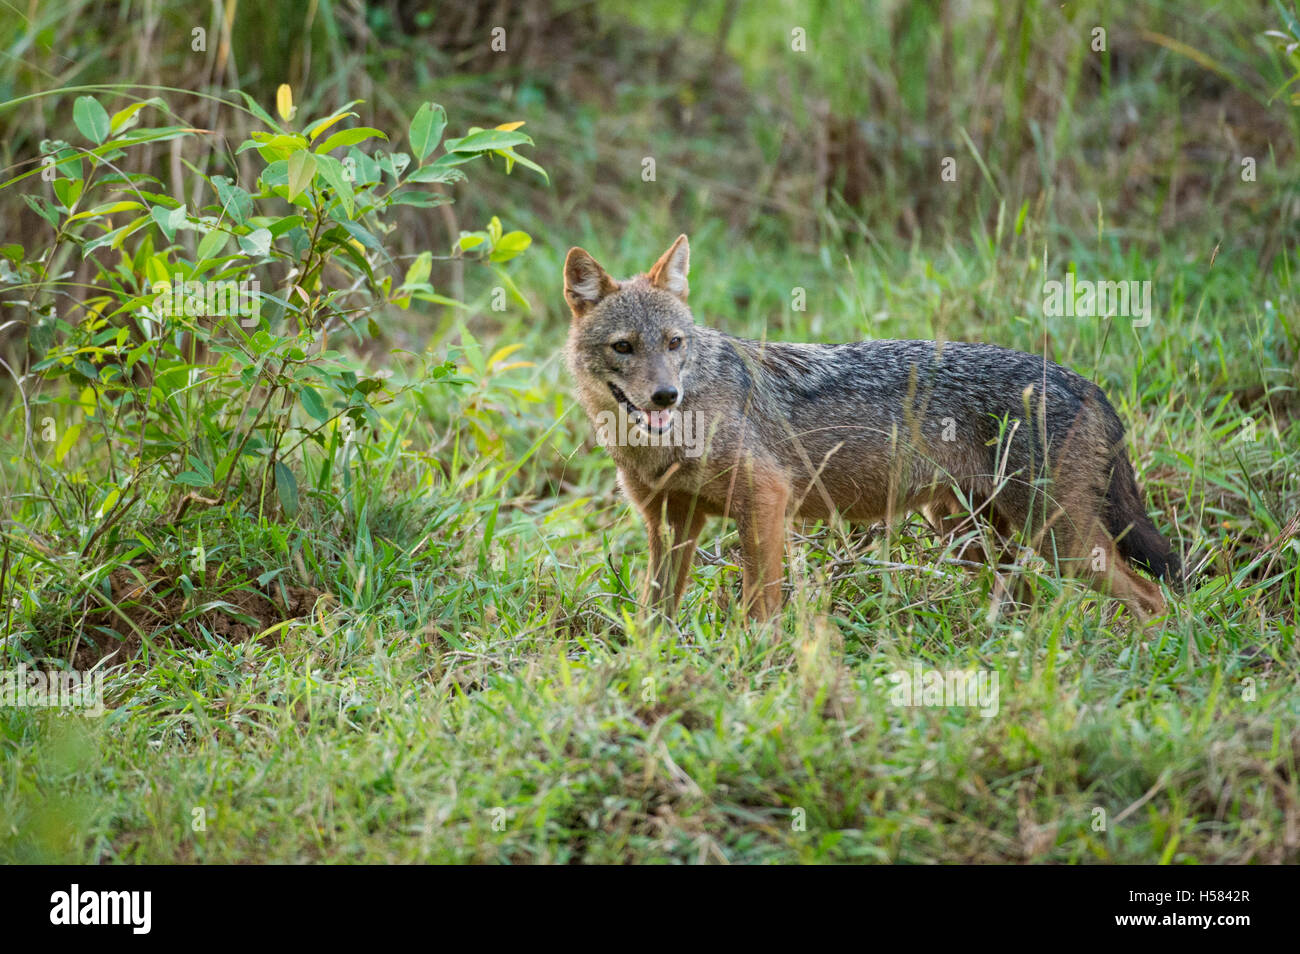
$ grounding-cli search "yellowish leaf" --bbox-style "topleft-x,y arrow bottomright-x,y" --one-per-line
488,342 -> 526,367
55,423 -> 81,463
309,109 -> 357,142
276,84 -> 294,122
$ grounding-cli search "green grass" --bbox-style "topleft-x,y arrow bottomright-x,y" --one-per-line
3,221 -> 1296,863
2,0 -> 1299,864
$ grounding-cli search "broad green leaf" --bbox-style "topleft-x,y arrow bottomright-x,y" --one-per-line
109,100 -> 152,134
389,189 -> 452,207
52,177 -> 83,209
211,176 -> 253,225
344,146 -> 381,186
196,228 -> 230,261
379,151 -> 410,182
151,204 -> 181,242
73,96 -> 110,144
410,291 -> 464,307
93,488 -> 121,519
495,146 -> 549,183
247,132 -> 308,163
55,422 -> 81,463
144,255 -> 170,287
408,103 -> 447,162
23,194 -> 59,228
339,220 -> 383,252
443,128 -> 532,153
314,154 -> 354,218
406,164 -> 467,184
489,230 -> 532,263
315,126 -> 387,155
259,159 -> 289,188
238,227 -> 272,257
83,215 -> 149,253
286,150 -> 318,202
426,151 -> 478,172
298,385 -> 329,423
274,461 -> 299,517
403,251 -> 432,287
266,214 -> 305,237
94,487 -> 121,520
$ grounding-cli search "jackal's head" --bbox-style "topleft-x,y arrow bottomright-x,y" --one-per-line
563,235 -> 695,437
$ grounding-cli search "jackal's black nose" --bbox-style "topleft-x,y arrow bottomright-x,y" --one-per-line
651,387 -> 678,408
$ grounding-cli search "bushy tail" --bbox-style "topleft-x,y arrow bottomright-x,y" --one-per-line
1105,453 -> 1183,591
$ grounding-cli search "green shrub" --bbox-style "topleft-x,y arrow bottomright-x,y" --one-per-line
2,86 -> 545,547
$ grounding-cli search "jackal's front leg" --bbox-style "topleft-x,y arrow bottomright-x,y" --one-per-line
643,494 -> 707,619
622,470 -> 707,621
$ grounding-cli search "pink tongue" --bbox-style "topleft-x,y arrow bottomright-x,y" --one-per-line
647,409 -> 671,429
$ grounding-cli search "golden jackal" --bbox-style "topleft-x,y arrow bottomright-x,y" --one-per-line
564,235 -> 1179,622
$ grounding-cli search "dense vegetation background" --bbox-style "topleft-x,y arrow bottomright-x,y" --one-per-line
1,0 -> 1297,862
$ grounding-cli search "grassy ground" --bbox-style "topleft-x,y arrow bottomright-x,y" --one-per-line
4,224 -> 1297,863
2,0 -> 1299,863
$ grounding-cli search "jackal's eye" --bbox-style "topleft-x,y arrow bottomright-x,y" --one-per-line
611,340 -> 633,355
667,336 -> 682,351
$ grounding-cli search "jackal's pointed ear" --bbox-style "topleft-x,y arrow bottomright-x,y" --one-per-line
647,234 -> 689,301
564,247 -> 618,319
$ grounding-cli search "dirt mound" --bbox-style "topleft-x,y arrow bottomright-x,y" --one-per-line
68,560 -> 323,668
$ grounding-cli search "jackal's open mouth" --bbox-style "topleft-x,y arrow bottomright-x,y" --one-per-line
608,381 -> 675,435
